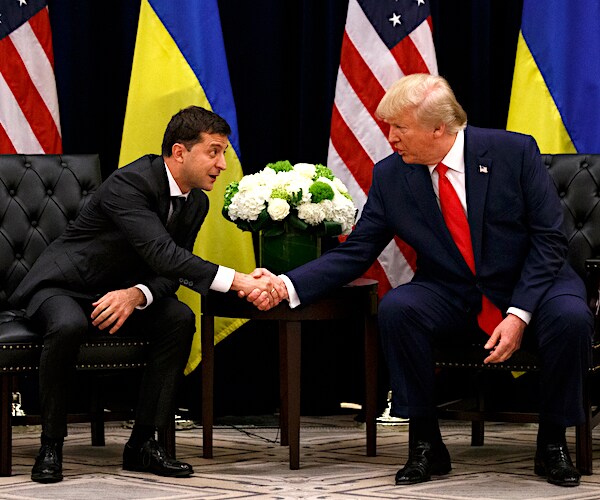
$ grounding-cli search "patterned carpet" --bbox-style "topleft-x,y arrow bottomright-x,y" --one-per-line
2,416 -> 600,499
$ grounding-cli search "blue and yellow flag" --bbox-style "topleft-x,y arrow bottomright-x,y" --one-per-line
507,0 -> 600,153
119,0 -> 255,374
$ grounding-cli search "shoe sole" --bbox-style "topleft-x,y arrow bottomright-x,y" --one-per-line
123,465 -> 192,478
31,473 -> 63,483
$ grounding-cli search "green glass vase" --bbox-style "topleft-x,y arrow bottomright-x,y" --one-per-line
259,229 -> 321,275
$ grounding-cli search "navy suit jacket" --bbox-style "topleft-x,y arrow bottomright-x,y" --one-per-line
10,154 -> 219,315
287,126 -> 585,316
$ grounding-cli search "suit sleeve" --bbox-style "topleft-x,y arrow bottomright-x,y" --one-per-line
508,136 -> 569,312
286,164 -> 394,304
99,169 -> 219,296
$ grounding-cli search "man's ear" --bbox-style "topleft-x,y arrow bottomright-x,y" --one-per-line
171,143 -> 186,163
432,122 -> 446,139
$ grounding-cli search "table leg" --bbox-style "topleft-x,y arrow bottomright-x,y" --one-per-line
364,314 -> 377,457
278,321 -> 289,447
281,320 -> 301,470
201,314 -> 215,459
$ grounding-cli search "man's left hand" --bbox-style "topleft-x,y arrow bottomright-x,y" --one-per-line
483,313 -> 526,364
91,287 -> 146,334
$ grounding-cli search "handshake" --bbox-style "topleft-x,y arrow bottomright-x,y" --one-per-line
230,268 -> 289,311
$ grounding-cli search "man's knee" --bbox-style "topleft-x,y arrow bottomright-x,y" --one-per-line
536,295 -> 593,345
156,298 -> 196,337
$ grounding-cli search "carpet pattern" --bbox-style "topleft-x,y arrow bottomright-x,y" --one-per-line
2,417 -> 600,499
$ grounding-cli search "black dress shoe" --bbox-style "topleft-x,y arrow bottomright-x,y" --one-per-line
123,438 -> 194,477
31,441 -> 63,483
395,440 -> 451,485
534,443 -> 580,487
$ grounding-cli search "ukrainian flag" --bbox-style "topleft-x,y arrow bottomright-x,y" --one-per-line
119,0 -> 255,374
507,0 -> 600,153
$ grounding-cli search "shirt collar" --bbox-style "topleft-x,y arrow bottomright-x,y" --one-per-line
164,162 -> 189,199
428,129 -> 465,175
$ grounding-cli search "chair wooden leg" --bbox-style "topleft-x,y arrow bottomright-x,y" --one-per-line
471,372 -> 484,446
1,375 -> 13,476
576,377 -> 593,475
364,313 -> 377,457
201,313 -> 215,459
90,375 -> 105,446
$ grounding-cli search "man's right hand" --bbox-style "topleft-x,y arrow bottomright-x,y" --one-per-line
239,268 -> 288,310
230,271 -> 280,310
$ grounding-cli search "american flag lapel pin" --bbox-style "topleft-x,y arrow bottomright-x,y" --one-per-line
479,165 -> 488,174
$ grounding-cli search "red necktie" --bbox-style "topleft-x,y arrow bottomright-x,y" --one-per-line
436,163 -> 503,336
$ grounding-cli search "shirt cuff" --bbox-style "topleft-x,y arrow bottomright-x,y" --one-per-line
134,284 -> 153,310
280,274 -> 300,308
211,266 -> 235,293
506,307 -> 531,325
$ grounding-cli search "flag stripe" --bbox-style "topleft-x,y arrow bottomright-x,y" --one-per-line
339,32 -> 387,137
0,3 -> 61,154
0,70 -> 44,153
391,32 -> 430,75
0,122 -> 18,154
28,7 -> 54,67
330,104 -> 377,198
329,0 -> 437,296
10,17 -> 61,134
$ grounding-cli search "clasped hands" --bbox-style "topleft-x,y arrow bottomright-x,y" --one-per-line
231,268 -> 288,311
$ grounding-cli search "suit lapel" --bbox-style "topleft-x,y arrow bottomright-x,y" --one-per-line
405,163 -> 469,270
464,128 -> 491,271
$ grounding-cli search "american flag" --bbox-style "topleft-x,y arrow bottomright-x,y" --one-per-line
329,0 -> 437,296
0,0 -> 61,154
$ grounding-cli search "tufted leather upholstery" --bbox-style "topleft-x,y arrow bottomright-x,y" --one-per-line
435,154 -> 600,475
0,155 -> 173,477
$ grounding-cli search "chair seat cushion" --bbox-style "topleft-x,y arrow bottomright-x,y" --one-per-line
0,309 -> 149,372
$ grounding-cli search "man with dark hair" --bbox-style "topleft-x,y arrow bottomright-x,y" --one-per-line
252,75 -> 593,488
10,105 -> 276,483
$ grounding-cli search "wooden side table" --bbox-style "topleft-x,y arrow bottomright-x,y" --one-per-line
200,278 -> 378,469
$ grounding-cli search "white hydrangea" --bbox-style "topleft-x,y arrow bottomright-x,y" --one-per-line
267,197 -> 290,221
227,187 -> 270,221
297,203 -> 326,226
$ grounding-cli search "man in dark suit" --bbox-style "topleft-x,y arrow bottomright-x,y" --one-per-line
252,74 -> 593,487
10,106 -> 276,483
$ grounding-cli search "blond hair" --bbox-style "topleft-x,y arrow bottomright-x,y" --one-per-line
376,74 -> 467,134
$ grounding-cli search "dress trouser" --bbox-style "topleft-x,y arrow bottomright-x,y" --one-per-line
378,282 -> 593,427
31,293 -> 196,440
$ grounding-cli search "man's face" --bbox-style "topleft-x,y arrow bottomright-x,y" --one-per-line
179,133 -> 228,191
385,109 -> 440,165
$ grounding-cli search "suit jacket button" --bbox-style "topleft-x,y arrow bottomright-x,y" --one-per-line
188,281 -> 193,286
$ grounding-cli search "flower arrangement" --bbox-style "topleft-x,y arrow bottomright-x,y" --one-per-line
223,160 -> 356,237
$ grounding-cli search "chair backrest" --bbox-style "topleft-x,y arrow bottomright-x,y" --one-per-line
543,154 -> 600,279
0,154 -> 102,310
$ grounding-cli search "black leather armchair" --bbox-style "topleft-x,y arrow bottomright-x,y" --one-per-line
0,154 -> 174,476
435,154 -> 600,475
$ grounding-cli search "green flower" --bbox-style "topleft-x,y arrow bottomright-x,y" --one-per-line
314,164 -> 334,181
223,181 -> 239,211
309,181 -> 334,203
266,160 -> 293,173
